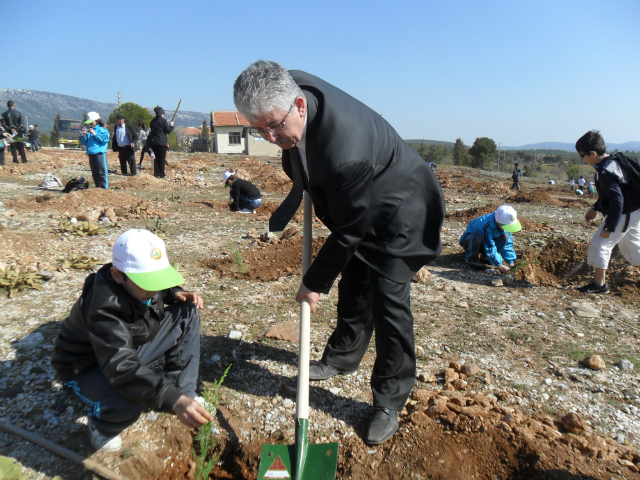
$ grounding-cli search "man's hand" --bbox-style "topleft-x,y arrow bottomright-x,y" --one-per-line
173,395 -> 212,428
170,121 -> 175,127
174,291 -> 204,308
498,264 -> 511,274
600,230 -> 611,238
585,209 -> 597,222
130,143 -> 136,148
295,283 -> 320,313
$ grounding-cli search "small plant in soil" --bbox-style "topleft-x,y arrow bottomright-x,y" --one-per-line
0,267 -> 44,298
59,255 -> 103,270
151,216 -> 167,238
167,193 -> 182,202
228,243 -> 247,274
193,364 -> 231,480
57,220 -> 106,236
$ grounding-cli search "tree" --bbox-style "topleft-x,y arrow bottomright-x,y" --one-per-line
107,102 -> 153,133
423,144 -> 449,164
167,131 -> 178,151
468,137 -> 497,169
40,133 -> 51,147
452,138 -> 469,166
82,111 -> 88,123
50,111 -> 61,146
200,119 -> 209,139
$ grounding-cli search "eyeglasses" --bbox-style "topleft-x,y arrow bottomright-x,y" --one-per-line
254,101 -> 295,138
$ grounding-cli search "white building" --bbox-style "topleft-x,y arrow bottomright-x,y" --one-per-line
210,111 -> 281,156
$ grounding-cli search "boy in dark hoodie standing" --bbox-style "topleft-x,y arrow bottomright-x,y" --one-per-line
575,130 -> 640,294
51,229 -> 211,452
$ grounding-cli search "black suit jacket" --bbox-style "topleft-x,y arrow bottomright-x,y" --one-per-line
283,71 -> 445,294
112,123 -> 138,152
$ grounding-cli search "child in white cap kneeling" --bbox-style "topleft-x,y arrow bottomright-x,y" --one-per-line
459,205 -> 522,273
51,229 -> 211,452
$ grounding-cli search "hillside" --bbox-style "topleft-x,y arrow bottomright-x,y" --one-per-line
404,138 -> 455,147
503,141 -> 640,152
0,88 -> 209,132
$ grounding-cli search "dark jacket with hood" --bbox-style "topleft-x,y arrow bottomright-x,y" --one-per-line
51,264 -> 185,413
593,153 -> 640,232
1,108 -> 26,135
229,178 -> 261,209
112,122 -> 139,152
147,114 -> 174,147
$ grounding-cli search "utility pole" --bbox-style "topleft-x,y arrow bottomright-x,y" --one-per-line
117,92 -> 121,110
497,143 -> 501,172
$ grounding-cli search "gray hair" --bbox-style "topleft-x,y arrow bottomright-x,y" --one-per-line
233,60 -> 303,122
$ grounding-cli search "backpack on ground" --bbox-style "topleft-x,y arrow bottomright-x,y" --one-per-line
62,177 -> 89,193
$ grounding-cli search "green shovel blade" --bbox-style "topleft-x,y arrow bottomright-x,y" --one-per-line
258,420 -> 338,480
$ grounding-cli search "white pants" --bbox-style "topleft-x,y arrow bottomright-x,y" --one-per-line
587,209 -> 640,270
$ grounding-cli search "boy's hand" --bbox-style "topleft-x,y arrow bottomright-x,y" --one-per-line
585,209 -> 597,222
174,291 -> 204,308
173,395 -> 213,428
498,264 -> 511,274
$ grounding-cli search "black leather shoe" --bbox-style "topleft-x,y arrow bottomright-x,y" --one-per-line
309,363 -> 356,381
365,408 -> 399,445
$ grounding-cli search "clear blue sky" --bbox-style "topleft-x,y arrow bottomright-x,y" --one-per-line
6,0 -> 639,146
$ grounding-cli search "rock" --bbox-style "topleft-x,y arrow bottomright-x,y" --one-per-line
413,389 -> 438,404
560,412 -> 587,434
408,411 -> 432,426
76,209 -> 101,223
204,355 -> 221,365
571,302 -> 600,318
280,227 -> 299,241
461,406 -> 490,419
427,403 -> 450,418
490,278 -> 503,287
502,274 -> 515,285
461,364 -> 480,376
37,270 -> 55,281
443,368 -> 459,383
583,355 -> 606,370
618,359 -> 633,372
495,391 -> 512,401
102,207 -> 117,222
265,322 -> 300,343
99,217 -> 111,224
451,379 -> 467,390
146,412 -> 159,422
455,302 -> 469,309
228,330 -> 243,340
413,267 -> 431,283
260,231 -> 276,244
417,373 -> 437,383
449,361 -> 462,372
16,332 -> 44,351
483,372 -> 492,384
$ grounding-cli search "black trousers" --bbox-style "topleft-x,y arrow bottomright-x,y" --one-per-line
0,148 -> 4,165
151,144 -> 168,177
511,180 -> 521,191
10,142 -> 27,163
321,255 -> 415,411
64,301 -> 201,435
117,146 -> 136,175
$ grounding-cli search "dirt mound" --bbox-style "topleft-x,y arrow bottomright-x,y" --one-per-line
507,190 -> 563,207
230,158 -> 291,194
200,234 -> 327,281
110,172 -> 168,190
8,187 -> 166,219
436,171 -> 512,195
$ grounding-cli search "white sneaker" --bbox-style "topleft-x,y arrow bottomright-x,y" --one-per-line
240,208 -> 252,213
89,421 -> 122,452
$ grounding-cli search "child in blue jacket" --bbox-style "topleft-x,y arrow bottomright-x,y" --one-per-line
80,111 -> 110,189
459,205 -> 522,273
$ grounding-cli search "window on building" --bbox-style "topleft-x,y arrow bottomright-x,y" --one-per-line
229,132 -> 241,145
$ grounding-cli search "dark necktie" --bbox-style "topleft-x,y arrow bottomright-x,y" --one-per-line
269,150 -> 304,232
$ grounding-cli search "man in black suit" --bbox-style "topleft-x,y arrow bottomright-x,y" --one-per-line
234,60 -> 445,444
112,114 -> 138,176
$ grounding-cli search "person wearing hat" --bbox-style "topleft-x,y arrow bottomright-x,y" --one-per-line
51,229 -> 210,452
222,168 -> 262,213
146,106 -> 174,178
112,113 -> 138,176
80,112 -> 110,189
459,205 -> 522,273
27,125 -> 39,152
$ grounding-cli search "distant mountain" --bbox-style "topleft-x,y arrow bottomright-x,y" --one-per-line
503,141 -> 640,152
404,139 -> 455,147
0,89 -> 209,132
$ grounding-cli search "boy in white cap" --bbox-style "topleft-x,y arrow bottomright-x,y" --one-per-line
51,229 -> 211,452
222,168 -> 262,213
459,205 -> 522,273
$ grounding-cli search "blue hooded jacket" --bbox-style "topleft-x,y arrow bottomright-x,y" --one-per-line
80,125 -> 110,155
459,212 -> 517,266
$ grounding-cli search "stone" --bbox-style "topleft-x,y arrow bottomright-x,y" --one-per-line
583,355 -> 606,370
618,359 -> 633,372
204,355 -> 221,365
413,267 -> 431,283
146,412 -> 159,422
37,270 -> 55,281
616,433 -> 626,444
413,389 -> 438,404
417,373 -> 437,383
443,368 -> 459,383
260,231 -> 276,244
76,209 -> 101,223
461,406 -> 490,419
449,361 -> 462,372
483,372 -> 492,384
461,364 -> 480,376
571,302 -> 600,318
560,412 -> 587,434
502,275 -> 515,285
265,322 -> 300,343
490,278 -> 503,287
455,302 -> 469,309
102,207 -> 117,222
228,330 -> 243,340
280,227 -> 299,241
427,403 -> 450,418
408,411 -> 432,426
451,379 -> 467,390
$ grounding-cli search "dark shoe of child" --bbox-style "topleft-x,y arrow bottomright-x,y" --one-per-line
576,282 -> 609,294
365,408 -> 399,444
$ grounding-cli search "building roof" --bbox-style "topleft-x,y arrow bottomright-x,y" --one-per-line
211,111 -> 250,127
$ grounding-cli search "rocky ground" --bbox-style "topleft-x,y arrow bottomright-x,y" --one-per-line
0,149 -> 638,480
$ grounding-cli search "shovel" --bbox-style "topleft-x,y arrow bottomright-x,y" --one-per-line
257,192 -> 338,480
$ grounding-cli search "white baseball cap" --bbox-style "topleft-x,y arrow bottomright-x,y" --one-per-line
494,205 -> 522,233
84,111 -> 100,124
112,229 -> 184,291
222,169 -> 234,184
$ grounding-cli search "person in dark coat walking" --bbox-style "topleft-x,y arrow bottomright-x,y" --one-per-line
28,125 -> 39,152
146,107 -> 174,178
511,163 -> 522,190
112,114 -> 138,175
1,100 -> 28,164
234,61 -> 445,445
